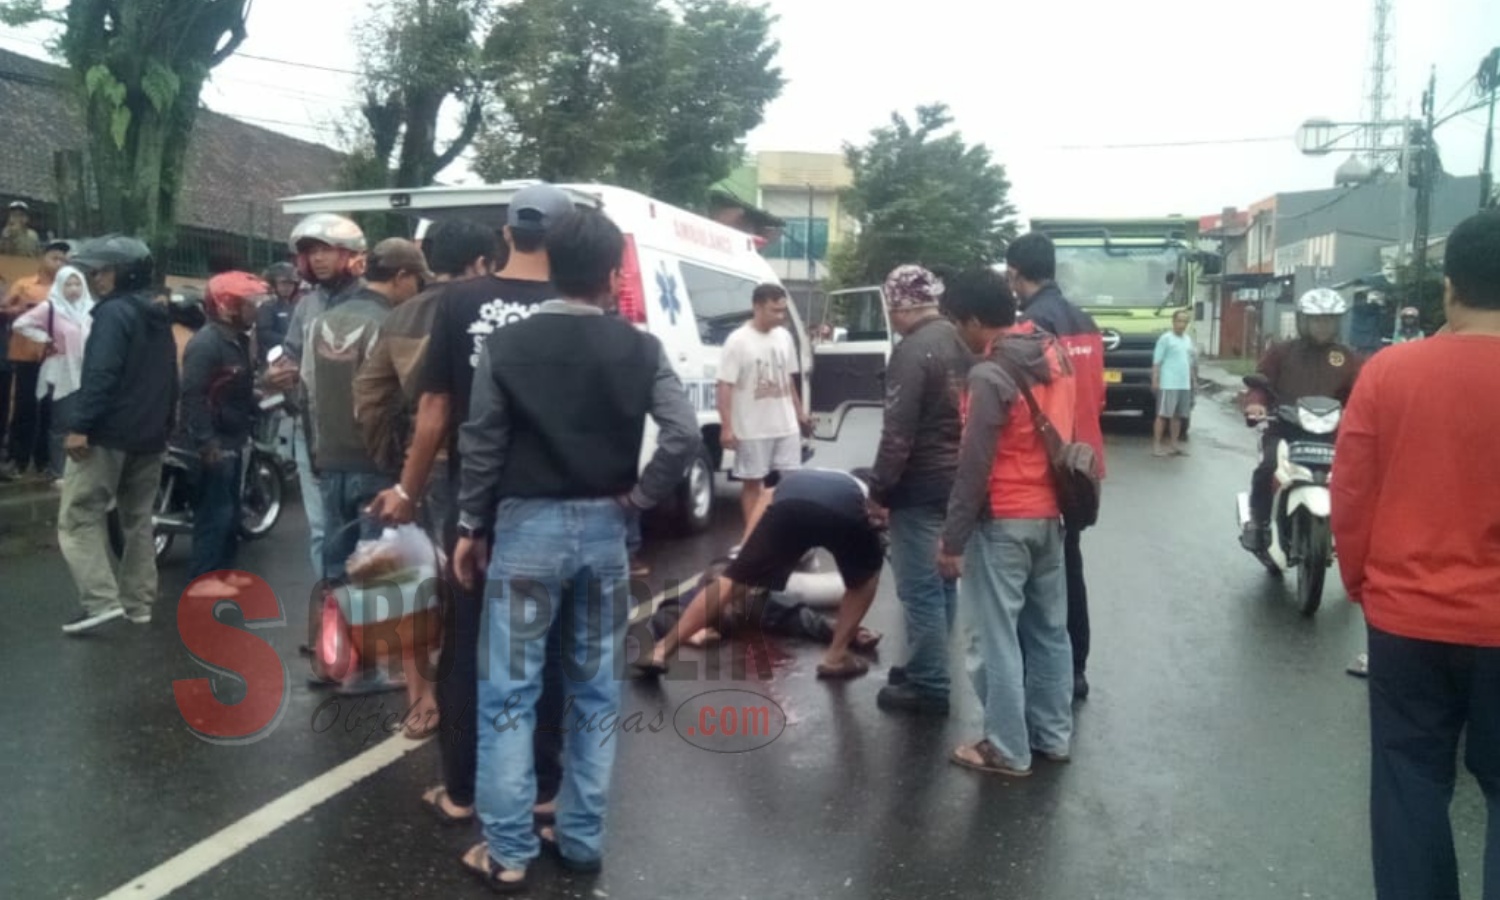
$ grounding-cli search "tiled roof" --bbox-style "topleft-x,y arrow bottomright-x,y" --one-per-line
0,48 -> 345,240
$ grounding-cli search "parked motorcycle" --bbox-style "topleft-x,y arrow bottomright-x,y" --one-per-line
108,396 -> 292,563
1235,374 -> 1342,616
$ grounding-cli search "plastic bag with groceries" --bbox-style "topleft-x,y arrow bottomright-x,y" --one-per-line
316,524 -> 444,683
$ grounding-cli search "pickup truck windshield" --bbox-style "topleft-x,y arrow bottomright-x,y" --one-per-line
1055,245 -> 1182,308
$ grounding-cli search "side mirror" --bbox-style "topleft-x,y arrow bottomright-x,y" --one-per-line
1198,252 -> 1223,277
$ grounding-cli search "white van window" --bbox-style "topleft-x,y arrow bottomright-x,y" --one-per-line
679,260 -> 763,346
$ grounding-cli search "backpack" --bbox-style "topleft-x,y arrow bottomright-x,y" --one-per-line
998,357 -> 1103,530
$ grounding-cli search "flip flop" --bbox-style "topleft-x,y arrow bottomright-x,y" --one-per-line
461,843 -> 527,894
632,660 -> 670,679
537,825 -> 603,874
422,786 -> 474,826
816,656 -> 869,680
949,739 -> 1031,778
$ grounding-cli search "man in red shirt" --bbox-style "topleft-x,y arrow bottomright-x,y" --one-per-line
1331,208 -> 1500,900
939,268 -> 1077,778
1008,233 -> 1105,701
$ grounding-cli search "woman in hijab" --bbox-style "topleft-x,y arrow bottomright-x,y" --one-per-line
13,265 -> 95,485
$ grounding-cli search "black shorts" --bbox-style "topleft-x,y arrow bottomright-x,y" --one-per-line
723,499 -> 884,592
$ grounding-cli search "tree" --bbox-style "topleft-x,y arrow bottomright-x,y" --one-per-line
0,0 -> 250,259
475,0 -> 782,208
356,0 -> 488,190
830,104 -> 1017,288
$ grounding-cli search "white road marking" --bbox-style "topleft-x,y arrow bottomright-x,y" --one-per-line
96,577 -> 699,900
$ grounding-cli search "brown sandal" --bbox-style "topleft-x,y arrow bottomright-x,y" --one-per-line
950,739 -> 1031,777
816,655 -> 869,680
461,842 -> 527,893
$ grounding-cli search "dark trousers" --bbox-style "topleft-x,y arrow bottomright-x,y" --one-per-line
0,367 -> 11,456
436,533 -> 566,810
1250,427 -> 1282,524
189,451 -> 242,579
1368,625 -> 1500,900
1065,523 -> 1090,675
49,392 -> 78,479
8,362 -> 49,471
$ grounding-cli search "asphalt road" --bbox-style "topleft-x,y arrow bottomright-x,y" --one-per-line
0,398 -> 1489,900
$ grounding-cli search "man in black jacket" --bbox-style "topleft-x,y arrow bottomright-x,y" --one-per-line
58,236 -> 179,634
868,264 -> 973,715
181,271 -> 266,588
453,209 -> 699,890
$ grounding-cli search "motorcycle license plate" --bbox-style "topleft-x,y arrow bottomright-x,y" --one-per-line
1103,370 -> 1123,384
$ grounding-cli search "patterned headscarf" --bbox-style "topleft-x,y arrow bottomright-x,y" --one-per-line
883,264 -> 944,310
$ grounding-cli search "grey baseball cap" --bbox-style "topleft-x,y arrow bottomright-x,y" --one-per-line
507,184 -> 575,234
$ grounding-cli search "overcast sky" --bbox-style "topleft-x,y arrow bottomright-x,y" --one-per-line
2,0 -> 1496,221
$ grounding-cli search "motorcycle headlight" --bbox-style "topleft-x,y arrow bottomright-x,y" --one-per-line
1297,407 -> 1342,434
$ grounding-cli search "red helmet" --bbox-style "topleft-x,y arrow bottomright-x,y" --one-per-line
205,271 -> 269,324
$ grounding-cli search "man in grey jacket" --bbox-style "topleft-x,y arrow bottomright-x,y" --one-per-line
453,209 -> 698,890
868,264 -> 974,715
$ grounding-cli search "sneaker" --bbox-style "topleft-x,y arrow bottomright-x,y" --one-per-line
127,611 -> 152,625
62,607 -> 127,635
1032,746 -> 1072,763
876,684 -> 949,716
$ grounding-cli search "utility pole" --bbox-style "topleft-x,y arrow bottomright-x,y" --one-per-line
1479,47 -> 1499,209
1409,68 -> 1436,299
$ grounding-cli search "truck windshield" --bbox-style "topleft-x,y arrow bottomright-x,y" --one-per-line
1055,245 -> 1182,308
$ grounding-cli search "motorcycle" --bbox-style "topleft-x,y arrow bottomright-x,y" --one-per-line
1235,374 -> 1342,616
109,396 -> 292,563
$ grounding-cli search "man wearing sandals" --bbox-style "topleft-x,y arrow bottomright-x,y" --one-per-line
638,466 -> 886,680
454,210 -> 699,890
937,269 -> 1077,778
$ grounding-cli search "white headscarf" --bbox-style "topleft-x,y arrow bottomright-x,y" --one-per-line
45,265 -> 95,326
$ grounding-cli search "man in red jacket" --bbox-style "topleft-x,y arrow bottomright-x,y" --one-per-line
1331,209 -> 1500,900
1008,233 -> 1105,701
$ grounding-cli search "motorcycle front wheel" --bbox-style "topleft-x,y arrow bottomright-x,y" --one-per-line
239,454 -> 284,540
1296,514 -> 1331,617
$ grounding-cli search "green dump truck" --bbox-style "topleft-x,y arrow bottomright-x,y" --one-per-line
1030,216 -> 1220,417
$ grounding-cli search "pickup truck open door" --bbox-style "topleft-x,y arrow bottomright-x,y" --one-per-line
807,286 -> 893,441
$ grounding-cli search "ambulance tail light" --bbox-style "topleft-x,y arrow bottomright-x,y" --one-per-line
617,234 -> 648,326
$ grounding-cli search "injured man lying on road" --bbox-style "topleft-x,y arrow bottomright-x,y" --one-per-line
637,467 -> 887,680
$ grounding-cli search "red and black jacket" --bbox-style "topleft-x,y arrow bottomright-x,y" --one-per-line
1019,282 -> 1107,478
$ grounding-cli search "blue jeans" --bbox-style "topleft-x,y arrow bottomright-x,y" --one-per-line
282,415 -> 325,578
961,518 -> 1072,770
318,471 -> 392,582
476,498 -> 633,870
889,503 -> 958,698
190,449 -> 242,579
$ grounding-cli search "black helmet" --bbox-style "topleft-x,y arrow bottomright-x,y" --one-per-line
168,286 -> 206,330
263,261 -> 298,283
70,235 -> 155,293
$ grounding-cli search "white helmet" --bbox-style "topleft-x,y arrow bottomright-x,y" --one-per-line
1295,288 -> 1348,316
288,213 -> 366,254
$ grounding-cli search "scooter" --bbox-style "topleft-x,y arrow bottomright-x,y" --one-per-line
108,396 -> 290,563
1235,374 -> 1342,616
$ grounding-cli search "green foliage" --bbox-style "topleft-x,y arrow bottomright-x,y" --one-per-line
832,104 -> 1017,287
475,0 -> 783,208
357,0 -> 489,188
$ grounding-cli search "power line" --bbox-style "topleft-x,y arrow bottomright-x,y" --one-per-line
234,52 -> 361,78
1051,135 -> 1288,151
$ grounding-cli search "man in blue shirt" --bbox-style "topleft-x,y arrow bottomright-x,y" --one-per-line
1151,309 -> 1196,457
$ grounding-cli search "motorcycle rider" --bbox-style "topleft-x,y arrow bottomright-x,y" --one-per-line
180,271 -> 267,592
59,236 -> 178,633
1240,288 -> 1363,552
265,214 -> 367,581
1392,305 -> 1425,344
255,261 -> 301,367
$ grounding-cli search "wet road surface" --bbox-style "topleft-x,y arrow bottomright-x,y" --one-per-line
1,399 -> 1489,899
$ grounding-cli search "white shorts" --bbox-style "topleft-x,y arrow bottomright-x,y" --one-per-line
732,435 -> 802,480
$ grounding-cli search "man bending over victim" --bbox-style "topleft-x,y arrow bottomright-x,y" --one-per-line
637,467 -> 887,680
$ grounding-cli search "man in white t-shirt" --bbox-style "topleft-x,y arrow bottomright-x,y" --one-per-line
718,283 -> 810,544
